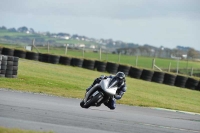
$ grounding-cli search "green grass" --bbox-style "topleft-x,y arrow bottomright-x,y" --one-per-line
0,126 -> 53,133
0,59 -> 200,113
0,30 -> 99,46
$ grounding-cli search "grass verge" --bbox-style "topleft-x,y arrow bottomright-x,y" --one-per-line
0,59 -> 200,113
0,126 -> 53,133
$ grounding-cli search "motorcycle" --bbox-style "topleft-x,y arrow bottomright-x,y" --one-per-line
80,77 -> 118,108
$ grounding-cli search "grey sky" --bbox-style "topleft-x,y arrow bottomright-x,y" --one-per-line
0,0 -> 200,50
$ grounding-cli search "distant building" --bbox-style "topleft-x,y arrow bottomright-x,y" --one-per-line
89,45 -> 95,49
79,44 -> 85,48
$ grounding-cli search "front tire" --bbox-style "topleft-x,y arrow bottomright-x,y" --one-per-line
80,100 -> 84,108
83,93 -> 103,108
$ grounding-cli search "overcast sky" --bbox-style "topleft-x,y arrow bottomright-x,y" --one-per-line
0,0 -> 200,50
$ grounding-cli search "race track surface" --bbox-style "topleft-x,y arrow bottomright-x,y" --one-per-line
0,89 -> 199,133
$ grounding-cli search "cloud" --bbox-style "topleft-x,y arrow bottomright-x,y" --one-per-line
0,0 -> 200,50
1,0 -> 199,19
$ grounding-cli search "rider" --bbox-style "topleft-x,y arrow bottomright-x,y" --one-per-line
86,71 -> 127,110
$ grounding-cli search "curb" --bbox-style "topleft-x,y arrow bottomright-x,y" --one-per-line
152,107 -> 200,115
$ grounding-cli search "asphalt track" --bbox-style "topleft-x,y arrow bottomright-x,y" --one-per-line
0,89 -> 200,133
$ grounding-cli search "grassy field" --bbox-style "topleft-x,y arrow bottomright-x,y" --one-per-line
0,127 -> 53,133
0,30 -> 99,46
0,58 -> 200,113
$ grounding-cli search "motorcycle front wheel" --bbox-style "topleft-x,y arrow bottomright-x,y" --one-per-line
83,93 -> 103,108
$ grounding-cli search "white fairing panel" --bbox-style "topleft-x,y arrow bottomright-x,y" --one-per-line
100,78 -> 117,96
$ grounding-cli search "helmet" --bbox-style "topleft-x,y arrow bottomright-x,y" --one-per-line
115,72 -> 125,80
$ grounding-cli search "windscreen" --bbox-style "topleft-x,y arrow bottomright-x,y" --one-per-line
108,77 -> 118,88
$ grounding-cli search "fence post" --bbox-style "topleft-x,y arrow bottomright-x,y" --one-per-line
31,39 -> 35,51
65,44 -> 68,55
82,47 -> 85,58
190,67 -> 193,76
135,56 -> 138,67
176,59 -> 179,74
152,58 -> 155,70
32,39 -> 40,53
168,62 -> 171,72
48,42 -> 50,53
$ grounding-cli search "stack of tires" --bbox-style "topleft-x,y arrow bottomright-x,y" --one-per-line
106,62 -> 119,74
0,55 -> 18,78
82,59 -> 95,70
95,61 -> 107,72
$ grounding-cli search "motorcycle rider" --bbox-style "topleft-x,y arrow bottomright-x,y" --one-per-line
86,71 -> 127,110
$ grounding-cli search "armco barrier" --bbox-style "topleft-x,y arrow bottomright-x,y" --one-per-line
0,47 -> 199,91
0,55 -> 18,78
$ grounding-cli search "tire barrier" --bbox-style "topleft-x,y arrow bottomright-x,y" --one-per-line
185,78 -> 199,90
196,82 -> 200,91
39,53 -> 49,62
59,56 -> 72,65
95,61 -> 107,72
129,67 -> 143,79
106,62 -> 119,74
48,54 -> 60,64
174,75 -> 188,88
0,47 -> 2,54
152,71 -> 165,83
2,47 -> 14,56
71,58 -> 83,67
117,64 -> 130,76
26,51 -> 39,61
140,69 -> 154,81
14,49 -> 26,58
82,59 -> 95,70
163,73 -> 176,86
0,55 -> 18,78
1,46 -> 200,91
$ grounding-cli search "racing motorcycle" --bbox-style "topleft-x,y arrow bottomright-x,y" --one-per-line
80,77 -> 118,108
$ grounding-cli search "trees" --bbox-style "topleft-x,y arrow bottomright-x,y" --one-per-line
0,26 -> 7,30
8,28 -> 17,32
17,26 -> 28,32
187,48 -> 200,59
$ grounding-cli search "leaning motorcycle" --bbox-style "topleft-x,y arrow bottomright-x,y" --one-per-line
80,77 -> 118,108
